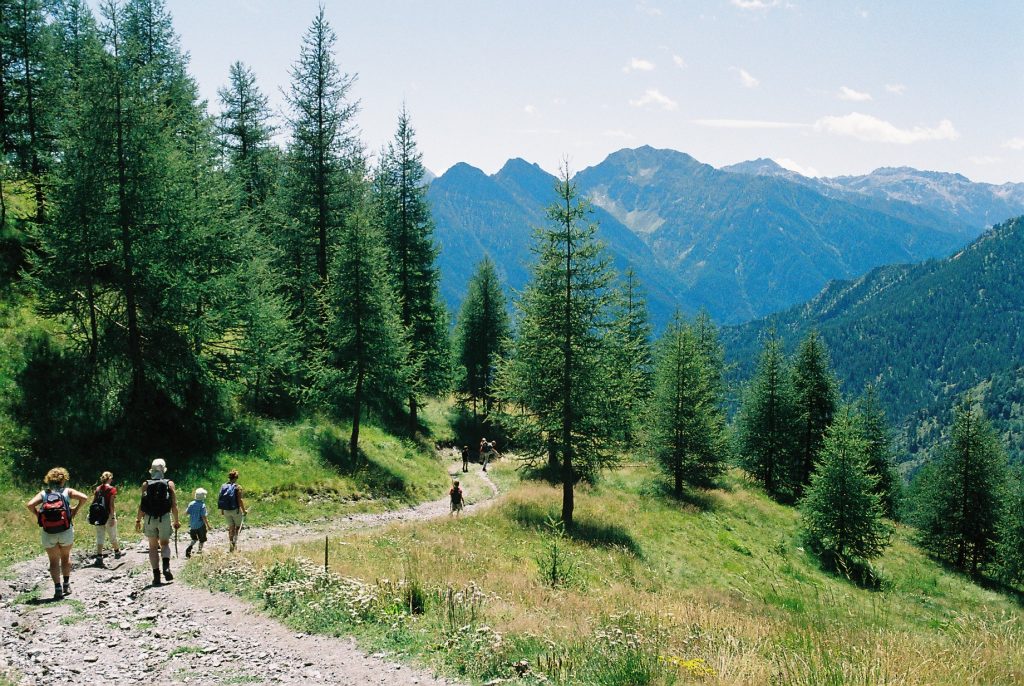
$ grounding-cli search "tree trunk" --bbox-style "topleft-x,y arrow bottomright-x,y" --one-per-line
409,394 -> 418,433
561,444 -> 574,528
350,369 -> 363,460
547,434 -> 558,470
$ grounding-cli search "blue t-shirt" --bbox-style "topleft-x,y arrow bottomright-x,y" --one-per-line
186,500 -> 208,530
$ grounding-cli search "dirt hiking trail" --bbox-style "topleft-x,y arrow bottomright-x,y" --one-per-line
1,457 -> 500,685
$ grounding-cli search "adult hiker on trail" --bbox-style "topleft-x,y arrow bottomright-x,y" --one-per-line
480,438 -> 497,472
219,470 -> 247,552
89,470 -> 122,567
185,488 -> 210,558
136,458 -> 180,586
25,467 -> 89,599
450,480 -> 465,516
461,445 -> 470,473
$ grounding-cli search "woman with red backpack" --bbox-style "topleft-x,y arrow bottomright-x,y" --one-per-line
24,467 -> 89,599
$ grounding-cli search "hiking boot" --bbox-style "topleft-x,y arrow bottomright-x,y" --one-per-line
62,581 -> 71,596
162,563 -> 173,582
114,550 -> 123,559
93,556 -> 105,568
53,585 -> 63,600
185,543 -> 193,559
152,569 -> 162,586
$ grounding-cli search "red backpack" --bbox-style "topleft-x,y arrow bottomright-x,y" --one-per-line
38,489 -> 72,533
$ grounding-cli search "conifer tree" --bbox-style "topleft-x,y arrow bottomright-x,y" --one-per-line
914,400 -> 1009,575
736,330 -> 798,501
496,164 -> 619,527
282,7 -> 360,340
791,330 -> 838,495
217,61 -> 276,210
801,407 -> 892,569
604,267 -> 653,445
314,201 -> 408,456
854,383 -> 901,518
647,312 -> 728,496
996,469 -> 1024,585
455,256 -> 508,417
375,105 -> 449,429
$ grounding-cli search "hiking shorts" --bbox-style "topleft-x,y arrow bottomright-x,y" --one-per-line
142,515 -> 173,541
222,509 -> 243,528
451,500 -> 463,512
189,525 -> 207,543
41,528 -> 74,549
95,516 -> 119,548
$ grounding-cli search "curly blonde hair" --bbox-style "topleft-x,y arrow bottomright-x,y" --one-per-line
44,467 -> 69,486
100,471 -> 113,483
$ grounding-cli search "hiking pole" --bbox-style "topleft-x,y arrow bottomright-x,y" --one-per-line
174,528 -> 179,558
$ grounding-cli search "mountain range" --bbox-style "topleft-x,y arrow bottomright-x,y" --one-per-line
428,146 -> 1024,325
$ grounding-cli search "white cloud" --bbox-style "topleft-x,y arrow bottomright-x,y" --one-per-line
838,86 -> 872,102
885,83 -> 907,95
629,89 -> 678,110
523,104 -> 538,116
1003,137 -> 1024,150
673,54 -> 687,69
692,118 -> 804,129
623,57 -> 656,73
969,155 -> 1000,165
636,1 -> 662,16
732,0 -> 780,9
776,158 -> 820,177
814,112 -> 960,144
603,129 -> 636,139
733,67 -> 759,88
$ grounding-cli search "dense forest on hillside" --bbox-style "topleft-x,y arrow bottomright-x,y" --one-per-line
722,216 -> 1024,467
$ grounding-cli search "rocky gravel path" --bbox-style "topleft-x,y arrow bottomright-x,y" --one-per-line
0,458 -> 501,685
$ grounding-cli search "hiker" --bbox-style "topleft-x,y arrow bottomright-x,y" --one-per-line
25,467 -> 89,599
89,471 -> 122,566
185,488 -> 210,558
479,438 -> 489,471
218,470 -> 247,552
461,445 -> 470,473
450,480 -> 464,516
135,458 -> 180,586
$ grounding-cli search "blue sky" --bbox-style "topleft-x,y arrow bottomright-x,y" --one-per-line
148,1 -> 1022,183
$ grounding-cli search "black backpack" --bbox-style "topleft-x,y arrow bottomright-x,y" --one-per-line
218,483 -> 239,510
87,486 -> 109,526
141,479 -> 171,518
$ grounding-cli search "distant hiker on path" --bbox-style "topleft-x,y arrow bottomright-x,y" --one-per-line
479,438 -> 490,471
25,467 -> 89,599
219,470 -> 247,552
450,480 -> 464,516
90,471 -> 122,566
136,459 -> 180,586
461,445 -> 470,473
185,488 -> 210,558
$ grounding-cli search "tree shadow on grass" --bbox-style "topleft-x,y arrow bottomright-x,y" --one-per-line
507,500 -> 644,558
316,432 -> 408,496
925,554 -> 1024,606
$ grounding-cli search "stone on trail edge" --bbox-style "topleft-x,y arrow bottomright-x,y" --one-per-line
0,457 -> 500,685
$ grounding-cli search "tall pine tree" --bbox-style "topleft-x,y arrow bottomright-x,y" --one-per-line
647,312 -> 728,496
996,468 -> 1024,585
455,256 -> 508,417
914,400 -> 1009,575
801,407 -> 892,571
737,330 -> 798,502
496,164 -> 619,526
375,105 -> 449,430
854,383 -> 901,518
604,267 -> 653,445
790,330 -> 838,496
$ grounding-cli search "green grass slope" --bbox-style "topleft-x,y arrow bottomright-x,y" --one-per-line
187,464 -> 1024,685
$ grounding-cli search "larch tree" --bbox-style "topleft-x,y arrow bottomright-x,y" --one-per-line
217,60 -> 277,211
647,312 -> 728,496
604,267 -> 653,446
801,407 -> 892,571
375,105 -> 449,430
791,330 -> 839,496
496,163 -> 620,527
737,330 -> 798,502
282,7 -> 360,344
996,468 -> 1024,585
854,383 -> 901,518
455,256 -> 509,418
914,400 -> 1009,575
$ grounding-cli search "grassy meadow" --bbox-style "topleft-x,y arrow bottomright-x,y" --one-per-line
187,463 -> 1024,686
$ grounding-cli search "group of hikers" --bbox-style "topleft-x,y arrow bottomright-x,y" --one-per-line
25,461 -> 248,600
450,437 -> 500,516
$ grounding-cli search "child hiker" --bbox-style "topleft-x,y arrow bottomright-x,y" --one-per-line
450,480 -> 465,516
185,488 -> 210,558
